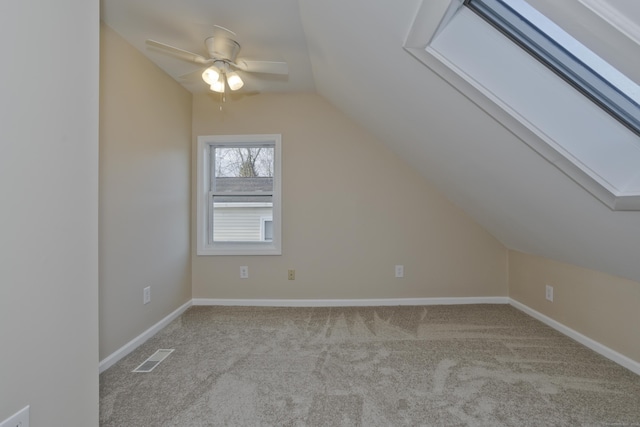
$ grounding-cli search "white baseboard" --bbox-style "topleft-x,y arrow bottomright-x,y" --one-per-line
99,300 -> 192,374
509,299 -> 640,376
99,297 -> 640,378
192,297 -> 509,307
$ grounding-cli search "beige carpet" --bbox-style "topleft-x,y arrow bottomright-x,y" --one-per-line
100,305 -> 640,426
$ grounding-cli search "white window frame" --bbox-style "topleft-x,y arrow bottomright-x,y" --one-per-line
260,216 -> 274,242
197,134 -> 282,255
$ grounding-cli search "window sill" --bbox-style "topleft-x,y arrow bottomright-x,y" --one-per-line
197,243 -> 282,256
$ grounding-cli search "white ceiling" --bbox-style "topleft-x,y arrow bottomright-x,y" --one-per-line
100,0 -> 316,93
102,0 -> 640,283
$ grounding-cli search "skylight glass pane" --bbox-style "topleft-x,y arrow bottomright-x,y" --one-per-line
465,0 -> 640,136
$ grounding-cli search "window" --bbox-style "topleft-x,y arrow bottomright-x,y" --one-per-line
465,0 -> 640,137
197,134 -> 281,255
404,0 -> 640,209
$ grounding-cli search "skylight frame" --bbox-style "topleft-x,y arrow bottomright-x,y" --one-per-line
464,0 -> 640,138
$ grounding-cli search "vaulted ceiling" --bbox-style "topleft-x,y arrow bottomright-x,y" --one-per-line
101,0 -> 640,283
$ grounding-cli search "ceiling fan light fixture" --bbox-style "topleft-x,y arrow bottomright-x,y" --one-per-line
210,73 -> 226,93
226,71 -> 244,91
201,66 -> 221,85
145,28 -> 288,95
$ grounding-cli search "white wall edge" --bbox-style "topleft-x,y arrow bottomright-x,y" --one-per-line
509,298 -> 640,376
99,300 -> 192,374
192,297 -> 509,307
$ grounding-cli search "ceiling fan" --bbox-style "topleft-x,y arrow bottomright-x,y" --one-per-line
146,25 -> 288,93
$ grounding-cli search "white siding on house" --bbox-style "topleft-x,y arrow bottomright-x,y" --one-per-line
213,205 -> 272,241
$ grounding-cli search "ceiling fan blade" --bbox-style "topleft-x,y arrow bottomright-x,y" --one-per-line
178,67 -> 207,83
146,39 -> 213,65
235,59 -> 289,75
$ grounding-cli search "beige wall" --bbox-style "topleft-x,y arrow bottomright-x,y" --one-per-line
0,1 -> 99,425
100,24 -> 192,359
192,93 -> 508,299
509,250 -> 640,363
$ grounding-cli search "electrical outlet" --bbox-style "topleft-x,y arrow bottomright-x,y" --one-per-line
395,265 -> 404,278
545,284 -> 554,302
288,269 -> 295,280
0,405 -> 29,427
240,266 -> 249,279
143,286 -> 151,304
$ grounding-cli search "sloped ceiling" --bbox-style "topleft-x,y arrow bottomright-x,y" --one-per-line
101,0 -> 640,283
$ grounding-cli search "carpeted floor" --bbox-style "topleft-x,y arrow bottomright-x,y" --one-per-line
100,305 -> 640,426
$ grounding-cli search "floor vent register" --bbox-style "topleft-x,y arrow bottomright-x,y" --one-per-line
132,349 -> 174,373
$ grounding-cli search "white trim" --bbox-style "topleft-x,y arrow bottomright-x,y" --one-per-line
509,299 -> 640,376
192,297 -> 509,307
98,300 -> 192,373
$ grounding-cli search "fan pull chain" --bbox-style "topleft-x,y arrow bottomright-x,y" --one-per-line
219,92 -> 226,112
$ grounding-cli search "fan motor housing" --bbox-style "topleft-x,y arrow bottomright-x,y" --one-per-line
205,36 -> 240,62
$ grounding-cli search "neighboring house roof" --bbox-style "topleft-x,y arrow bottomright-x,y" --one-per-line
214,177 -> 273,203
215,177 -> 273,193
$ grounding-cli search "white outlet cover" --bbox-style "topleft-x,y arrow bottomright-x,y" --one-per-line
395,265 -> 404,278
0,405 -> 29,427
545,285 -> 554,302
240,266 -> 249,279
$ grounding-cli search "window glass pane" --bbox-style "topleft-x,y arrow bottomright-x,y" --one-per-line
214,147 -> 274,177
466,0 -> 640,135
212,195 -> 273,242
213,146 -> 274,193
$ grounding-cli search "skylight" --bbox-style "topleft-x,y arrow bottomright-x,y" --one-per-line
404,0 -> 640,210
465,0 -> 640,136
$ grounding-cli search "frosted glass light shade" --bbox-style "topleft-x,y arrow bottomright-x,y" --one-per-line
226,71 -> 244,91
202,66 -> 220,85
210,74 -> 225,93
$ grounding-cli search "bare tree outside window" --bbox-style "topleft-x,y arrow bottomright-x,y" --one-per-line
215,147 -> 274,178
